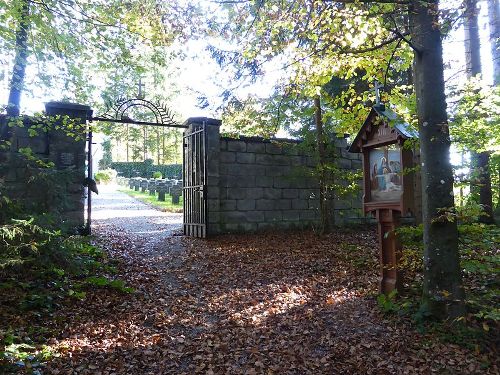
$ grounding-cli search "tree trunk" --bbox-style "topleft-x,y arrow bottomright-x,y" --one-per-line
315,95 -> 330,234
409,0 -> 465,320
7,0 -> 30,117
464,0 -> 482,77
465,0 -> 495,223
488,0 -> 500,85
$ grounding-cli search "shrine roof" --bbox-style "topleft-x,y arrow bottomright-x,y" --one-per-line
348,104 -> 418,153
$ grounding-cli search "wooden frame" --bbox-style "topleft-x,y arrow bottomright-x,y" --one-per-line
349,105 -> 418,217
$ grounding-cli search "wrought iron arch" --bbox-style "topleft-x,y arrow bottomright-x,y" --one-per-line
91,97 -> 186,129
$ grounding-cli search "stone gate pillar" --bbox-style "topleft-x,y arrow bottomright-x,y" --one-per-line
45,102 -> 92,230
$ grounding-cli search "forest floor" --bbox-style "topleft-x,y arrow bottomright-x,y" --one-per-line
4,186 -> 498,374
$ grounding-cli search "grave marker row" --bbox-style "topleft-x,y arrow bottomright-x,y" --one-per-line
116,177 -> 183,205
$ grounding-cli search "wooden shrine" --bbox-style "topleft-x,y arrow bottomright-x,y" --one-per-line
349,101 -> 420,294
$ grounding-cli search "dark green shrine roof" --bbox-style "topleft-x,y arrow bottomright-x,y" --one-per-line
348,104 -> 418,153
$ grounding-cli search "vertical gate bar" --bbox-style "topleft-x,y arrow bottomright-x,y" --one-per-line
197,127 -> 201,227
200,124 -> 203,235
203,120 -> 208,237
196,127 -> 199,228
86,126 -> 93,235
183,129 -> 186,235
188,129 -> 192,234
193,126 -> 198,229
187,129 -> 191,234
187,131 -> 190,235
187,130 -> 190,236
190,127 -> 194,233
197,124 -> 201,237
186,132 -> 189,233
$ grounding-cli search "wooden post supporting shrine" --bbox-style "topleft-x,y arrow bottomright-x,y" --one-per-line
349,101 -> 420,295
376,209 -> 403,294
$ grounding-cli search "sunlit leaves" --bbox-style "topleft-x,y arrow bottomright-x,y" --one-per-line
1,0 -> 199,105
215,0 -> 414,137
449,76 -> 500,154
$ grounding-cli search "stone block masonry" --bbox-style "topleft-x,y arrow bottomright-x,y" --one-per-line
205,127 -> 363,234
0,102 -> 90,231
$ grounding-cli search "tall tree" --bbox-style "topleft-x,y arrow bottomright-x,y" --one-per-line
464,0 -> 495,224
315,95 -> 330,234
488,0 -> 500,84
409,0 -> 465,319
464,0 -> 482,77
6,0 -> 30,116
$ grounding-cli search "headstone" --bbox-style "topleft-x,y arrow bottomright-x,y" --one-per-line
157,182 -> 166,201
171,185 -> 182,205
165,179 -> 174,194
148,179 -> 156,195
140,179 -> 148,193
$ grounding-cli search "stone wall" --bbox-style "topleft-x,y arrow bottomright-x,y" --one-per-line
198,119 -> 363,234
0,102 -> 90,231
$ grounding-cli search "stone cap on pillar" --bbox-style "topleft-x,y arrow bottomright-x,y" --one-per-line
45,101 -> 93,119
183,117 -> 221,127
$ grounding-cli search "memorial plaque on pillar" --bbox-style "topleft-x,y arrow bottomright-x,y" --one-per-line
349,102 -> 419,295
57,151 -> 77,169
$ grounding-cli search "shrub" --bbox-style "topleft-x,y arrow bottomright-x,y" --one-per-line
94,169 -> 116,184
152,171 -> 162,179
111,161 -> 181,178
397,223 -> 500,329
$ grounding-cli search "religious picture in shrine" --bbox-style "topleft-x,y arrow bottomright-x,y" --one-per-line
369,145 -> 403,201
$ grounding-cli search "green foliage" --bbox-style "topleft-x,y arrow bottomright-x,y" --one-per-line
84,276 -> 134,293
7,114 -> 87,142
217,1 -> 416,138
396,223 -> 500,332
0,218 -> 60,271
377,290 -> 401,314
111,161 -> 181,179
94,170 -> 115,184
449,77 -> 500,154
98,139 -> 113,170
1,0 -> 197,105
0,215 -> 130,369
1,341 -> 56,366
152,171 -> 162,179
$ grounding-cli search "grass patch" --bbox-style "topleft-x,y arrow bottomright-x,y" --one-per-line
119,188 -> 183,213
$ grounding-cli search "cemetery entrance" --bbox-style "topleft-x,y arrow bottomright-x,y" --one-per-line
87,98 -> 208,238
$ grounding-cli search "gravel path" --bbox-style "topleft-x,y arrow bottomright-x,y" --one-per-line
92,184 -> 183,246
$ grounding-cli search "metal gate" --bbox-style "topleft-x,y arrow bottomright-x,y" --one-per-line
183,122 -> 208,238
84,95 -> 187,236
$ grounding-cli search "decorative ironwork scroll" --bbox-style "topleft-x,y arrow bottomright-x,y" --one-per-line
91,97 -> 186,128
